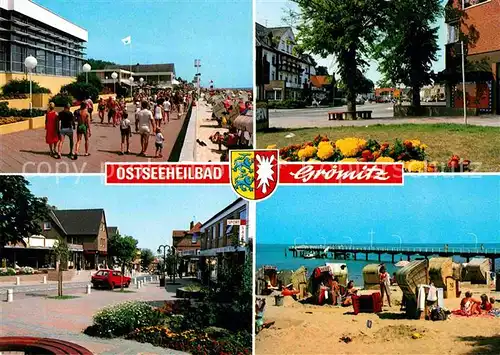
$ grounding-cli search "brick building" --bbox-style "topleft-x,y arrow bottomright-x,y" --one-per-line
444,0 -> 500,113
172,221 -> 202,276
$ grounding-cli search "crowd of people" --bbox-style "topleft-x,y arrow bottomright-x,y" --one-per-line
44,90 -> 191,159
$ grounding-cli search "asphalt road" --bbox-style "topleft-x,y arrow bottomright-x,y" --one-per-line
268,102 -> 500,128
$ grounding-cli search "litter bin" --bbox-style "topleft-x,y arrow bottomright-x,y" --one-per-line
160,277 -> 165,287
274,295 -> 284,306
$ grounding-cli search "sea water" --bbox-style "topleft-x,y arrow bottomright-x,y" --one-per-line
257,243 -> 500,287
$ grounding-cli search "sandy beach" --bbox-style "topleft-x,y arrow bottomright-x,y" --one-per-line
256,284 -> 500,355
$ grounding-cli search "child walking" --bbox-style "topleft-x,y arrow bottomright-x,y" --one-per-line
119,112 -> 131,155
155,127 -> 164,158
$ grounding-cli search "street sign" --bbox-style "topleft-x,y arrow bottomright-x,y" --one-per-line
227,219 -> 241,225
239,225 -> 247,243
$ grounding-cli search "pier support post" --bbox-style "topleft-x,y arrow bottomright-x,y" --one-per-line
378,254 -> 381,262
407,255 -> 411,261
392,255 -> 395,263
353,253 -> 357,261
365,253 -> 368,261
466,257 -> 470,263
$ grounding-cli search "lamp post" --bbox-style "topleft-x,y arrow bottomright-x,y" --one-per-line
82,63 -> 91,84
111,72 -> 118,94
24,56 -> 37,116
467,233 -> 478,250
139,77 -> 144,93
170,246 -> 177,285
343,236 -> 353,247
392,234 -> 403,249
129,76 -> 134,100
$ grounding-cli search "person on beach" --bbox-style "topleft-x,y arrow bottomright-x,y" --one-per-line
45,102 -> 59,157
459,291 -> 482,316
74,102 -> 91,157
136,100 -> 155,156
153,100 -> 163,127
341,280 -> 358,307
379,265 -> 392,307
155,127 -> 164,158
480,294 -> 493,312
98,98 -> 106,123
57,103 -> 75,159
107,97 -> 116,126
163,97 -> 171,123
119,111 -> 131,155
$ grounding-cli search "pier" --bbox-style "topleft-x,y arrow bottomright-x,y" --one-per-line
288,245 -> 500,271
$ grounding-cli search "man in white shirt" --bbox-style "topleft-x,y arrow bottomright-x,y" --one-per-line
136,100 -> 155,156
163,98 -> 171,123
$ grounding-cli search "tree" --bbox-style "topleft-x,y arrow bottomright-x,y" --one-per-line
290,0 -> 387,118
52,236 -> 69,297
140,248 -> 155,271
86,58 -> 116,70
355,70 -> 375,94
315,66 -> 329,76
373,0 -> 442,107
108,234 -> 138,290
0,176 -> 49,255
76,72 -> 103,93
61,82 -> 99,102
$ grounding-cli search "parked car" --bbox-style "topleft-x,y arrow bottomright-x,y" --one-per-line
356,97 -> 365,105
91,269 -> 131,289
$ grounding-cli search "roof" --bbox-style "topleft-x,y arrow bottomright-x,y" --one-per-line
172,230 -> 185,238
310,76 -> 332,88
51,209 -> 105,236
107,227 -> 118,236
105,63 -> 175,73
189,222 -> 202,234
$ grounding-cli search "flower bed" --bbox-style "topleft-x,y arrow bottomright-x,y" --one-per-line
269,135 -> 471,172
0,267 -> 38,276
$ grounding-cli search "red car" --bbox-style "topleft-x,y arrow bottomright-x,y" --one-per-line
91,269 -> 131,289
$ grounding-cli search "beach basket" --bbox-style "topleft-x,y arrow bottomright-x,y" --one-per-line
428,257 -> 453,288
496,272 -> 500,292
464,258 -> 491,284
326,263 -> 348,286
452,262 -> 463,281
362,264 -> 382,290
277,270 -> 293,289
395,260 -> 427,303
291,266 -> 308,299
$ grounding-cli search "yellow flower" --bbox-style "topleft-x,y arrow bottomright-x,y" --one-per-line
376,156 -> 395,163
404,160 -> 426,173
420,144 -> 428,150
266,144 -> 277,149
297,146 -> 317,160
316,141 -> 334,160
335,138 -> 366,157
340,158 -> 358,162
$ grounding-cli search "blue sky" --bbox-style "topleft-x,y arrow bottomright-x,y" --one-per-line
36,0 -> 252,88
26,176 -> 238,252
257,176 -> 500,245
256,0 -> 447,85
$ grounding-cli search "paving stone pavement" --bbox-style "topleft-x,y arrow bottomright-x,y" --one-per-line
0,281 -> 185,354
0,105 -> 188,173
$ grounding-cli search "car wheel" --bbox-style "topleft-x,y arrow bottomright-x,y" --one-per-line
109,283 -> 115,290
125,282 -> 130,288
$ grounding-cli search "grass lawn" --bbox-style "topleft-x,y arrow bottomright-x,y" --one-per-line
47,295 -> 80,300
257,123 -> 500,172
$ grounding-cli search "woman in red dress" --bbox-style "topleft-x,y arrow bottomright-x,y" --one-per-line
45,102 -> 60,158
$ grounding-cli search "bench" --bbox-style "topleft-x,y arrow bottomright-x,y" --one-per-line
0,336 -> 93,355
328,110 -> 372,120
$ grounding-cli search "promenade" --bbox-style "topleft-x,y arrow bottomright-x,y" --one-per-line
0,278 -> 186,354
0,105 -> 189,173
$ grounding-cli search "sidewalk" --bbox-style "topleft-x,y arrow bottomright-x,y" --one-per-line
0,281 -> 185,354
0,105 -> 187,173
194,100 -> 228,162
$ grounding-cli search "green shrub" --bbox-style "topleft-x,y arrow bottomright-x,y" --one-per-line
0,268 -> 16,276
267,99 -> 306,109
76,72 -> 103,93
84,301 -> 163,338
0,101 -> 45,118
2,79 -> 51,95
61,82 -> 98,102
51,93 -> 74,107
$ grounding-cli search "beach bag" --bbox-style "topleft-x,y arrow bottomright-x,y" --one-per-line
430,307 -> 446,321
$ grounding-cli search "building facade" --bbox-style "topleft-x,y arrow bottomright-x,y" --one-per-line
173,221 -> 202,276
256,23 -> 316,101
444,0 -> 500,113
199,198 -> 250,283
0,0 -> 88,93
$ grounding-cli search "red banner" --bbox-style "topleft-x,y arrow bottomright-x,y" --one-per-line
279,163 -> 403,184
106,163 -> 230,184
106,162 -> 403,185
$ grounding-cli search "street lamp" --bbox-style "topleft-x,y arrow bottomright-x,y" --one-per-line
294,237 -> 303,247
24,56 -> 37,116
129,76 -> 134,99
467,233 -> 478,249
392,234 -> 403,248
82,63 -> 91,84
343,236 -> 353,247
157,244 -> 169,285
111,72 -> 118,94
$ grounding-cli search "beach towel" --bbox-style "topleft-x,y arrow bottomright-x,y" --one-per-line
451,309 -> 494,318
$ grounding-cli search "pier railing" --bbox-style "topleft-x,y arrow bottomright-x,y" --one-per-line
289,245 -> 499,256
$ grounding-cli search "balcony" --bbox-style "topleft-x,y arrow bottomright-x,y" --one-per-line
464,0 -> 490,9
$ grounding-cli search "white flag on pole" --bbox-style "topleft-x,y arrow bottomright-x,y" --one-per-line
121,36 -> 132,45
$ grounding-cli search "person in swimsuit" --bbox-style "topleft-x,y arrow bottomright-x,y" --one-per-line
107,97 -> 116,125
119,111 -> 132,155
154,100 -> 163,127
45,102 -> 59,157
136,100 -> 155,156
57,103 -> 75,159
379,265 -> 392,307
74,102 -> 91,157
98,98 -> 106,123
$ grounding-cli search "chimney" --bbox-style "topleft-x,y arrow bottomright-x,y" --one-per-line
190,221 -> 194,230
